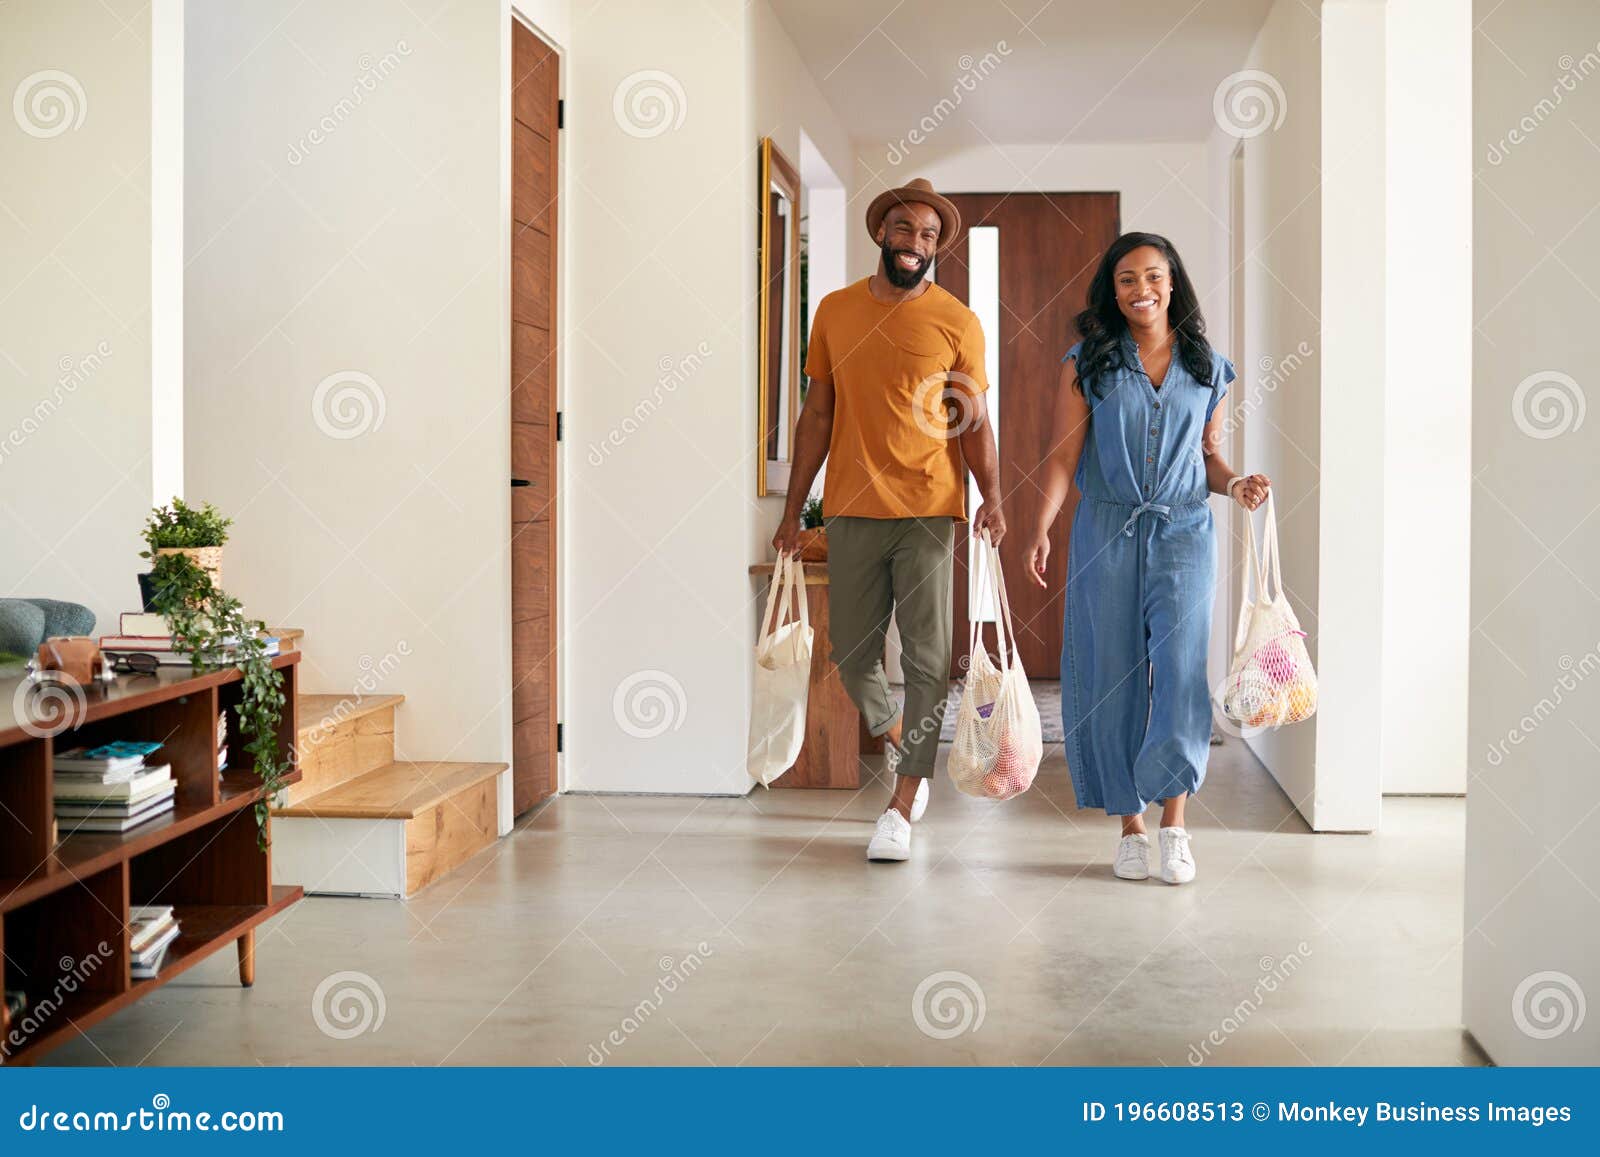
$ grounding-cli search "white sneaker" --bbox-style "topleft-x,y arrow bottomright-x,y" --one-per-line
1159,826 -> 1196,885
1113,832 -> 1152,876
867,808 -> 912,862
1113,833 -> 1150,880
909,777 -> 929,823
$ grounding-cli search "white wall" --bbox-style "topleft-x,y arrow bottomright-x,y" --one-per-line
1,0 -> 153,634
1218,0 -> 1324,823
1311,0 -> 1386,832
1380,0 -> 1470,794
1466,0 -> 1600,1065
562,0 -> 757,794
749,0 -> 855,535
183,1 -> 510,795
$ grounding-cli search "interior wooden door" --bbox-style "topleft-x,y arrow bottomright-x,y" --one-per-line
937,193 -> 1120,678
510,19 -> 559,815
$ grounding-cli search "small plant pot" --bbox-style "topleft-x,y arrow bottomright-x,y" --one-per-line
796,527 -> 828,562
155,546 -> 223,585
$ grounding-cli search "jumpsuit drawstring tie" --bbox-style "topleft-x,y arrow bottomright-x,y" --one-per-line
1118,501 -> 1173,537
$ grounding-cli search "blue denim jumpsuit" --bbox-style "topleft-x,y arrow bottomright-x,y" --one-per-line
1060,335 -> 1234,815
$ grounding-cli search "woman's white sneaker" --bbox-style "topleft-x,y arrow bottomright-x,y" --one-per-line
1113,833 -> 1150,880
909,777 -> 929,822
867,809 -> 912,861
1159,826 -> 1196,885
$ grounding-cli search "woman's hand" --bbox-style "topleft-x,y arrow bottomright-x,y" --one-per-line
1232,473 -> 1271,511
1025,532 -> 1051,588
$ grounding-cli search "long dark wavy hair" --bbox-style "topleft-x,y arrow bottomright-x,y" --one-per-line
1071,232 -> 1213,396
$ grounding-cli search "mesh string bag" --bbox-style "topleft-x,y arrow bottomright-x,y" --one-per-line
1222,492 -> 1318,730
947,531 -> 1043,800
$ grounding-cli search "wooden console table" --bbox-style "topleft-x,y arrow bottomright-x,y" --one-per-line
749,561 -> 860,788
0,653 -> 303,1064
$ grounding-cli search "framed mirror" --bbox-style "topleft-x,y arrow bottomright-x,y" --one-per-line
757,137 -> 802,496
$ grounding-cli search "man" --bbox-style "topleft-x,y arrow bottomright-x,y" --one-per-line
773,178 -> 1005,863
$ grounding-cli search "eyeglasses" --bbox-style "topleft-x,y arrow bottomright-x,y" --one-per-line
110,653 -> 161,674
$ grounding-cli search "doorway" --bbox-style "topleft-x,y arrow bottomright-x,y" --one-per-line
510,17 -> 560,815
936,192 -> 1120,677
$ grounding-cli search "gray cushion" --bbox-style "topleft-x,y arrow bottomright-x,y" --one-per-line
0,598 -> 95,655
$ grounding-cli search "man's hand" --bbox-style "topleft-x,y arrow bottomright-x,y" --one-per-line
973,501 -> 1006,546
772,516 -> 802,557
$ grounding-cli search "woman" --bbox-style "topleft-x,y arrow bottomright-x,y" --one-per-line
1025,232 -> 1269,885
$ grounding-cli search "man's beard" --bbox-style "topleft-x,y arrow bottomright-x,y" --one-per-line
880,241 -> 930,289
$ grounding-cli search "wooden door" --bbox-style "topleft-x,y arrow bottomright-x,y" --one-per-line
510,19 -> 559,815
937,193 -> 1120,677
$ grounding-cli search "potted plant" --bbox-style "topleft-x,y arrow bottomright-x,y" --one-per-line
144,539 -> 286,848
139,498 -> 231,609
796,495 -> 828,562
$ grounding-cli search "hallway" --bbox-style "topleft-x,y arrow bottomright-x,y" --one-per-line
48,740 -> 1479,1067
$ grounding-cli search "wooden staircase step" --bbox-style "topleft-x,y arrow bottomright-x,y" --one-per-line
275,760 -> 506,820
282,692 -> 405,806
296,692 -> 404,736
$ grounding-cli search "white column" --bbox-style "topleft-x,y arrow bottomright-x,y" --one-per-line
1380,0 -> 1472,794
1313,0 -> 1389,830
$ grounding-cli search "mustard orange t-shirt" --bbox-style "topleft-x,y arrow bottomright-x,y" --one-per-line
803,278 -> 989,520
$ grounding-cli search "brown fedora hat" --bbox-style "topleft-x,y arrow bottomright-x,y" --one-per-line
865,177 -> 961,252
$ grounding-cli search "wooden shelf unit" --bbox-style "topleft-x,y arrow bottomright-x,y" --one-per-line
0,654 -> 303,1065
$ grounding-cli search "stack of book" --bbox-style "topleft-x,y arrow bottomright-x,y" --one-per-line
100,612 -> 280,667
53,741 -> 176,834
130,905 -> 181,980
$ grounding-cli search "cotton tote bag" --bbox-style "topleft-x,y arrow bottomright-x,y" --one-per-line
1222,492 -> 1318,730
947,531 -> 1043,800
747,551 -> 814,787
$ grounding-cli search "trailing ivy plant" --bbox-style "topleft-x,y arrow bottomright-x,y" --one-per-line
800,495 -> 825,530
145,551 -> 285,848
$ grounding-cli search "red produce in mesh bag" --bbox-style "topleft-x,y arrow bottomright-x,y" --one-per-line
947,532 -> 1042,801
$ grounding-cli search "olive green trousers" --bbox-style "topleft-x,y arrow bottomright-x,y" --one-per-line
824,516 -> 954,779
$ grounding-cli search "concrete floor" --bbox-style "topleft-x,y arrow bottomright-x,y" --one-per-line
49,738 -> 1483,1066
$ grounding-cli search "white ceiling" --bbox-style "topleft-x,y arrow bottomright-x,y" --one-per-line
767,0 -> 1276,148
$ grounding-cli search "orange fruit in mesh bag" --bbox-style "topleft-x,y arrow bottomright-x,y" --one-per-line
1281,680 -> 1317,723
